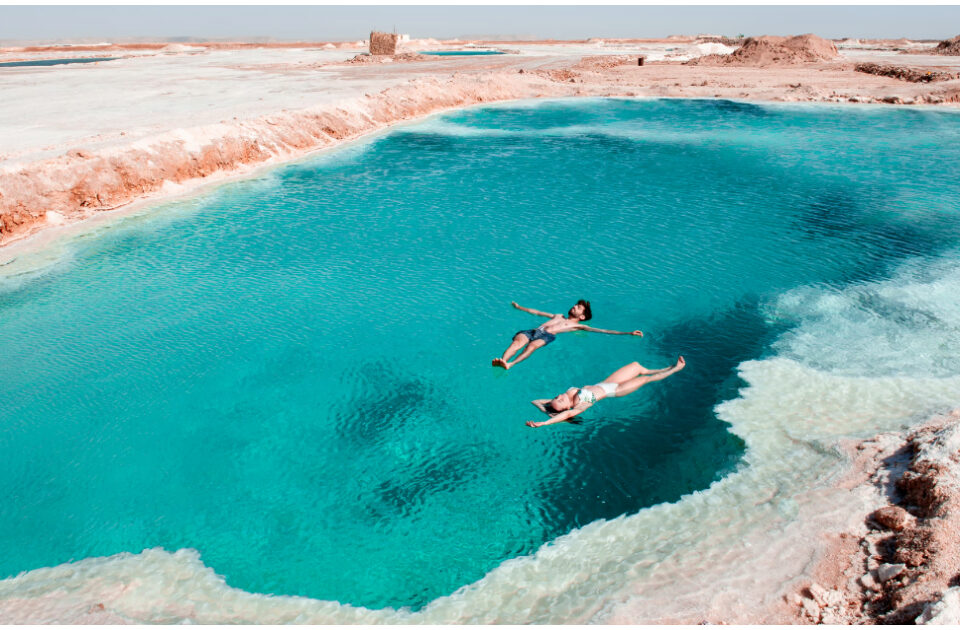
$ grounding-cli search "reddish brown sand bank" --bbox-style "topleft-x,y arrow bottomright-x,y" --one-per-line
0,71 -> 564,244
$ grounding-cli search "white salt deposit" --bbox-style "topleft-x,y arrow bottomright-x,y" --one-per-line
0,47 -> 375,169
694,42 -> 738,56
918,587 -> 960,624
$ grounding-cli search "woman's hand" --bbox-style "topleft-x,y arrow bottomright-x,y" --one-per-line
511,301 -> 520,309
525,420 -> 541,428
631,330 -> 644,337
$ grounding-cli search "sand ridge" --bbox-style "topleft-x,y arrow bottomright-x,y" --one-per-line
688,33 -> 839,66
932,34 -> 960,56
0,69 -> 567,247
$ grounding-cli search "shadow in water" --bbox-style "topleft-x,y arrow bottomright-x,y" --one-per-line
537,297 -> 785,532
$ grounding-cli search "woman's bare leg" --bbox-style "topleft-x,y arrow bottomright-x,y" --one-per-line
493,333 -> 529,368
614,356 -> 685,396
603,361 -> 643,384
604,361 -> 677,384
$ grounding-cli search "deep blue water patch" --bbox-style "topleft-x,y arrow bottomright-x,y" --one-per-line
0,56 -> 117,68
1,98 -> 960,610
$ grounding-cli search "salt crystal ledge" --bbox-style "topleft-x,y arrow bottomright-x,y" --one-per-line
918,587 -> 960,624
783,411 -> 960,624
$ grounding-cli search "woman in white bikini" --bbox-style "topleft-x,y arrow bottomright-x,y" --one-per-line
526,356 -> 685,428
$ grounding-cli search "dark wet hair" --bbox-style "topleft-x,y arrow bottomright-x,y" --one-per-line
577,299 -> 592,321
544,399 -> 583,424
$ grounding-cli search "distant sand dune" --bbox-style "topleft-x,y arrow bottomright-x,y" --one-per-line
687,33 -> 838,66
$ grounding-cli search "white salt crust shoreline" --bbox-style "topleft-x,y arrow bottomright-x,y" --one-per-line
2,374 -> 958,624
0,68 -> 566,252
780,411 -> 960,624
3,39 -> 960,624
0,96 -> 516,265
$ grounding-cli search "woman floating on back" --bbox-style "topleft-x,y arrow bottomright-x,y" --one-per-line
526,356 -> 685,428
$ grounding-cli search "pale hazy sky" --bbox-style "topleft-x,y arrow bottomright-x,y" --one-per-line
1,5 -> 958,44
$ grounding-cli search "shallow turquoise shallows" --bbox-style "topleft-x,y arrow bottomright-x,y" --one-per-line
419,50 -> 506,56
0,57 -> 117,68
2,99 -> 960,610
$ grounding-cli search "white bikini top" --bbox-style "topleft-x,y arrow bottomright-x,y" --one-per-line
578,382 -> 617,405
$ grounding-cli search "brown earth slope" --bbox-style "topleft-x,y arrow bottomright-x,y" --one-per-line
689,33 -> 838,66
933,35 -> 960,56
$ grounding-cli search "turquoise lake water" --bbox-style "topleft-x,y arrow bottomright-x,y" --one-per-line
0,57 -> 117,68
419,50 -> 505,56
1,98 -> 960,611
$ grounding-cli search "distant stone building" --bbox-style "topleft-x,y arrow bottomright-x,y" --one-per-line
369,31 -> 409,55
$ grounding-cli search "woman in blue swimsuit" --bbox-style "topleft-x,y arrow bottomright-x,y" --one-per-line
527,356 -> 685,428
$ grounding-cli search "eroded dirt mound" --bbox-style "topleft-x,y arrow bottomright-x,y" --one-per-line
688,33 -> 839,66
342,52 -> 429,65
574,55 -> 636,71
855,62 -> 959,83
696,36 -> 745,47
933,35 -> 960,55
534,56 -> 635,84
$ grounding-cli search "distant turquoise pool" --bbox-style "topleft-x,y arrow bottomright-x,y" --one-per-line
0,56 -> 117,68
2,98 -> 960,613
420,50 -> 505,56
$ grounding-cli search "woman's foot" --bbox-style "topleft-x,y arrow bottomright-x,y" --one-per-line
492,358 -> 509,369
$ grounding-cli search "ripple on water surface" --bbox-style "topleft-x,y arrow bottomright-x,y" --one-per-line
1,99 -> 960,611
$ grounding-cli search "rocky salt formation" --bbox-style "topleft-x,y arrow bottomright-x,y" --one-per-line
932,35 -> 960,56
787,410 -> 960,624
855,63 -> 960,83
688,33 -> 839,66
341,52 -> 429,65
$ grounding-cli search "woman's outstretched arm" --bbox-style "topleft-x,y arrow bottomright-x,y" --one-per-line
526,404 -> 591,427
530,399 -> 553,413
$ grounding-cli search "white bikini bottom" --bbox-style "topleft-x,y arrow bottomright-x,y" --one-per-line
596,381 -> 618,397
